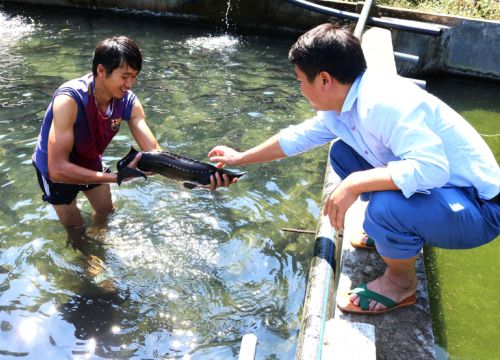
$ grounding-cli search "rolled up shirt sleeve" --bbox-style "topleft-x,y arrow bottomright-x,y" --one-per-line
366,99 -> 450,198
278,113 -> 336,157
387,158 -> 449,197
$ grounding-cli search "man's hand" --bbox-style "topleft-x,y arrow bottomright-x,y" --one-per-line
204,162 -> 238,191
117,152 -> 148,185
127,152 -> 155,176
208,145 -> 243,166
127,152 -> 142,169
323,177 -> 360,231
323,168 -> 400,229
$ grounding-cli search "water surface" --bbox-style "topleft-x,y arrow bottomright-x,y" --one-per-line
425,77 -> 500,360
0,4 -> 325,359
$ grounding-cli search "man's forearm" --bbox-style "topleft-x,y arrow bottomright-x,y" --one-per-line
239,134 -> 287,165
346,167 -> 399,194
49,161 -> 117,184
130,120 -> 160,152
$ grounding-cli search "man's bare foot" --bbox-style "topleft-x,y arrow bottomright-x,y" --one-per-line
359,232 -> 369,244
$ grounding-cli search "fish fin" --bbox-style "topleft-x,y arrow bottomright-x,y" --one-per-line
182,181 -> 198,189
117,167 -> 147,186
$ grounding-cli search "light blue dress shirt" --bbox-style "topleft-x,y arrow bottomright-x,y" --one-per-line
279,70 -> 500,200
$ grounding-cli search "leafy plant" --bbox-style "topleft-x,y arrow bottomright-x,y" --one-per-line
343,0 -> 500,20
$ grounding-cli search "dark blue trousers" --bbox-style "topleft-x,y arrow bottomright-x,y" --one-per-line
329,140 -> 500,259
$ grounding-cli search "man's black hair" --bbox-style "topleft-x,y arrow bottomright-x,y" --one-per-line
92,36 -> 142,76
288,23 -> 367,84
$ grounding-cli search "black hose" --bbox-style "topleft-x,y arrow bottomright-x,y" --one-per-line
284,0 -> 449,36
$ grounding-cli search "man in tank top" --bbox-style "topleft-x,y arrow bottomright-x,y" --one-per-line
33,36 -> 230,243
207,24 -> 500,315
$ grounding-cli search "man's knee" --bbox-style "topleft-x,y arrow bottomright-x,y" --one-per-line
95,206 -> 115,216
93,201 -> 115,215
364,191 -> 424,258
55,206 -> 85,228
329,140 -> 351,175
365,191 -> 403,225
84,184 -> 114,214
329,140 -> 373,179
364,190 -> 419,233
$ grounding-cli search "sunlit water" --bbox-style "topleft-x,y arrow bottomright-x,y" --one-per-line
0,3 -> 498,360
0,4 -> 323,359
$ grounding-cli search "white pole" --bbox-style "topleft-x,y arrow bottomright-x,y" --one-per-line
354,0 -> 374,39
238,333 -> 258,360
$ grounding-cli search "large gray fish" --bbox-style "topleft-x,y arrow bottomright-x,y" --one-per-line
116,146 -> 246,189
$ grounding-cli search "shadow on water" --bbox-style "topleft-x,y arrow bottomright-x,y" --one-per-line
55,222 -> 138,358
60,292 -> 125,356
425,75 -> 500,115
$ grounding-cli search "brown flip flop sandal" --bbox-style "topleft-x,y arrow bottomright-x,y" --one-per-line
350,232 -> 376,250
337,282 -> 416,315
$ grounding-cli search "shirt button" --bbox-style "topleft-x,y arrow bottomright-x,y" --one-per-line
364,150 -> 368,154
351,126 -> 356,130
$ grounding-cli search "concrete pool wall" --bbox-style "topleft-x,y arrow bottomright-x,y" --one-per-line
4,0 -> 500,81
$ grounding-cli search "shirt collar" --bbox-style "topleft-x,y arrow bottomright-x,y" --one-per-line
340,70 -> 365,113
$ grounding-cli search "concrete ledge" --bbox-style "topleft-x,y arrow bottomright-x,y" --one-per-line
333,200 -> 436,359
323,317 -> 376,358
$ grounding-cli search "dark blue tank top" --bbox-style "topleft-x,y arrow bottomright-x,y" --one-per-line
33,74 -> 136,179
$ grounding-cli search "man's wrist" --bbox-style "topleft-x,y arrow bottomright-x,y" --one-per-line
98,171 -> 118,183
345,172 -> 364,195
238,151 -> 247,165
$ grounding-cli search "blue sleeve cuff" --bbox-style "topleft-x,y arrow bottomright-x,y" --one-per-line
387,160 -> 419,198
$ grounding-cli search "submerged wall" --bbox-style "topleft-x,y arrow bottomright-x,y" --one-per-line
4,0 -> 499,79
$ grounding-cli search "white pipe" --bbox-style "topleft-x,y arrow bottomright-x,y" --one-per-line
354,0 -> 374,39
238,333 -> 258,360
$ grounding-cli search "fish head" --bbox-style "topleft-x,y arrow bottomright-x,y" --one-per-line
232,171 -> 246,179
224,169 -> 247,181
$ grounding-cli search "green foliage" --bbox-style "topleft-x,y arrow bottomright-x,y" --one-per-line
344,0 -> 500,20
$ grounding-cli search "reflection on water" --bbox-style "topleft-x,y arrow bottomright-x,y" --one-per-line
0,10 -> 35,45
0,10 -> 35,115
0,3 -> 318,359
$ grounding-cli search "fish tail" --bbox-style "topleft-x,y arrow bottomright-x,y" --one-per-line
116,166 -> 147,186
